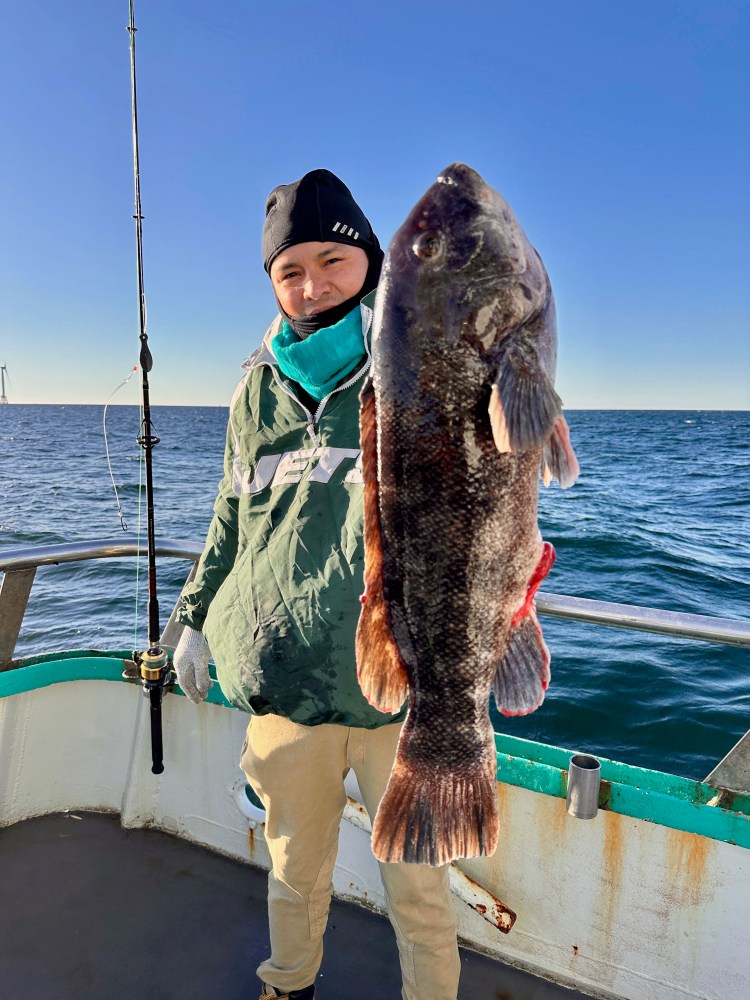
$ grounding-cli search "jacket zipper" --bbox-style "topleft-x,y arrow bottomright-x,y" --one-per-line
309,306 -> 374,442
256,305 -> 374,448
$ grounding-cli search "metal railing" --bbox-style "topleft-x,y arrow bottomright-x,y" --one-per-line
2,537 -> 750,791
535,592 -> 750,648
0,539 -> 202,666
0,538 -> 200,572
2,538 -> 749,660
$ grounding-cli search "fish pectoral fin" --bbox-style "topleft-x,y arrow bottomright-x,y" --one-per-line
355,377 -> 410,714
490,345 -> 562,452
492,606 -> 550,716
542,415 -> 579,488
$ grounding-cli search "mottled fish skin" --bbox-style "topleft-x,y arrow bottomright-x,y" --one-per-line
356,163 -> 578,866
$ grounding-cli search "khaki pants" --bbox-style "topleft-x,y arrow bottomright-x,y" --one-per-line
240,714 -> 461,1000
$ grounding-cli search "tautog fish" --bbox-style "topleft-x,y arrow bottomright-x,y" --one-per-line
356,163 -> 579,866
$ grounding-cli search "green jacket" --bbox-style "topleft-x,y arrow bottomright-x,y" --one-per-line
177,291 -> 405,728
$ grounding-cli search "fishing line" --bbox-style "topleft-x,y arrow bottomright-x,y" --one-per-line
134,397 -> 144,651
101,365 -> 148,647
102,365 -> 139,531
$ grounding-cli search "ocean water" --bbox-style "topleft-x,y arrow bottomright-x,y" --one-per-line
1,404 -> 748,781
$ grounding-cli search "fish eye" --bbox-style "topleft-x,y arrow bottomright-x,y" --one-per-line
412,232 -> 443,260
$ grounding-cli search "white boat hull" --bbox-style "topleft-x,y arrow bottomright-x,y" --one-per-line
2,676 -> 749,1000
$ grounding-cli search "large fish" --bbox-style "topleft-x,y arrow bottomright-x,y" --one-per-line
356,163 -> 579,866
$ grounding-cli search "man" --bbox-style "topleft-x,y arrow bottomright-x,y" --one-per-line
173,170 -> 461,1000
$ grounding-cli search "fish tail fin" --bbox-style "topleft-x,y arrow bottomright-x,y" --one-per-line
493,606 -> 551,716
356,378 -> 410,713
371,731 -> 499,866
542,415 -> 579,488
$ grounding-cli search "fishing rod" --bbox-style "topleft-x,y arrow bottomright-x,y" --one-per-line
127,0 -> 168,775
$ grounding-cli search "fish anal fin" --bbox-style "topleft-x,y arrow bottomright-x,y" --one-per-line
493,607 -> 551,717
543,415 -> 579,489
491,345 -> 562,452
371,737 -> 499,866
355,379 -> 410,714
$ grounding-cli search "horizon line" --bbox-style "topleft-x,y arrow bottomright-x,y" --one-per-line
3,402 -> 749,413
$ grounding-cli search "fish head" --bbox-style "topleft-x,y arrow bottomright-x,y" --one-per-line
376,163 -> 555,371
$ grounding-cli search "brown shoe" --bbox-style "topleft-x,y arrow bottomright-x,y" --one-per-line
259,984 -> 315,1000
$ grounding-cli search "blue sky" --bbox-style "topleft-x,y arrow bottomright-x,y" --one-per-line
1,1 -> 748,408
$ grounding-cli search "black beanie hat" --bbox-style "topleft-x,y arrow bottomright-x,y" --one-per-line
262,168 -> 384,337
263,169 -> 377,273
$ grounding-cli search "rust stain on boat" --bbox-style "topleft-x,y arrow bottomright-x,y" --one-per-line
248,827 -> 255,854
544,787 -> 568,844
601,811 -> 626,941
495,780 -> 510,831
664,828 -> 713,907
603,809 -> 625,878
523,785 -> 567,863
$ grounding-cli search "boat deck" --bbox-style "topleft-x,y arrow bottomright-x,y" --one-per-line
0,812 -> 588,999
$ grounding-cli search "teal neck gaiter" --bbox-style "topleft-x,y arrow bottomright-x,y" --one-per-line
271,305 -> 365,404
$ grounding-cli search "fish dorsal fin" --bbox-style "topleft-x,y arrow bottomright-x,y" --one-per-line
489,343 -> 562,452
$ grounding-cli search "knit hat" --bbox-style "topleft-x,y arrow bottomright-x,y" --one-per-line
263,169 -> 377,273
262,169 -> 383,337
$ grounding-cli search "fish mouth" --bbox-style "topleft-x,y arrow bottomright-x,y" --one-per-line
432,163 -> 531,277
437,162 -> 495,204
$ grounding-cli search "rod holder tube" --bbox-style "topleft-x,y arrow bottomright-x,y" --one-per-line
566,754 -> 601,820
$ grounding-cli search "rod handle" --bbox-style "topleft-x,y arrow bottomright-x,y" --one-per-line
149,684 -> 164,775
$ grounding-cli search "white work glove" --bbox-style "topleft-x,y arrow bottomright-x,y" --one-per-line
173,627 -> 212,704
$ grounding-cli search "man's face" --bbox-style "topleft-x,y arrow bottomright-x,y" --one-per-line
270,241 -> 369,318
